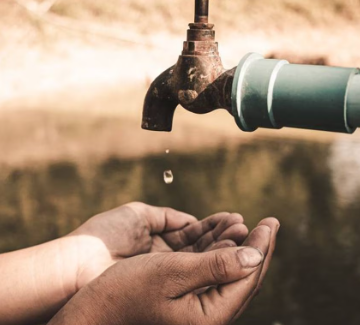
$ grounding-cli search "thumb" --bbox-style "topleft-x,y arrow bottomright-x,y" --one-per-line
164,246 -> 264,297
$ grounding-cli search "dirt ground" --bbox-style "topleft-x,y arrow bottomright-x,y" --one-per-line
1,0 -> 360,167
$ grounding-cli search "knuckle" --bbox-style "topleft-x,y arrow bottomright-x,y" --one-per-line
210,252 -> 229,282
124,201 -> 146,211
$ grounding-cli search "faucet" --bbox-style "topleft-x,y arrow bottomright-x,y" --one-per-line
142,0 -> 360,133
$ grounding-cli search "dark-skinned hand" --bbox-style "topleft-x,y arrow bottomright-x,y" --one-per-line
49,217 -> 279,325
68,202 -> 249,290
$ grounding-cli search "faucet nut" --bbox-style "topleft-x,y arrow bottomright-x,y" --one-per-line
182,41 -> 218,55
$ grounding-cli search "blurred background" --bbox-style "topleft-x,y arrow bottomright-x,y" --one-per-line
1,0 -> 360,324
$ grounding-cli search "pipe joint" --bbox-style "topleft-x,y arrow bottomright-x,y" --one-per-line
232,53 -> 360,134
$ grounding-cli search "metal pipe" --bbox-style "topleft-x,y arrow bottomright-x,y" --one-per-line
195,0 -> 209,23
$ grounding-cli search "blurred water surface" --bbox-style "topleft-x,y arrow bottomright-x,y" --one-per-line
1,137 -> 360,325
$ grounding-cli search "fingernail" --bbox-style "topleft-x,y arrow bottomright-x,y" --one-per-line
237,247 -> 264,268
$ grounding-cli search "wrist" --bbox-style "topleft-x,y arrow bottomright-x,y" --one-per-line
62,230 -> 115,291
48,273 -> 122,325
55,236 -> 81,300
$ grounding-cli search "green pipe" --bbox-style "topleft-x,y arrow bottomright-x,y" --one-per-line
347,74 -> 360,128
231,53 -> 360,133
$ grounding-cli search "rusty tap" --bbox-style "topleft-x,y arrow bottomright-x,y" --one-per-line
142,0 -> 235,132
142,0 -> 360,133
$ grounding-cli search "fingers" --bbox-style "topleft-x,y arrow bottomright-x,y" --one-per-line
192,239 -> 247,295
197,224 -> 273,324
125,202 -> 197,234
217,223 -> 248,244
231,218 -> 280,320
205,240 -> 237,252
162,212 -> 248,252
164,246 -> 264,299
255,218 -> 280,285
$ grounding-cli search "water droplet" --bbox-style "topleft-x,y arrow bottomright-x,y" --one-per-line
163,170 -> 174,184
165,149 -> 170,154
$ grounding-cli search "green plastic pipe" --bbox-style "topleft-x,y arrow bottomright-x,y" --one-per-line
231,53 -> 360,133
347,74 -> 360,128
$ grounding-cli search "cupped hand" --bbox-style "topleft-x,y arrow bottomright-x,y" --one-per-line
49,218 -> 279,325
67,202 -> 249,291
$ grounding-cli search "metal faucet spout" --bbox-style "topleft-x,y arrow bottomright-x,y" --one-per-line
141,0 -> 233,132
141,0 -> 359,134
142,66 -> 178,132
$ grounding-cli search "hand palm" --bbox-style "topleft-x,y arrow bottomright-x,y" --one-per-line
71,202 -> 248,289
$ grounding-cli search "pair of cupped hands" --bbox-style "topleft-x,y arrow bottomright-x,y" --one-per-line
50,202 -> 280,325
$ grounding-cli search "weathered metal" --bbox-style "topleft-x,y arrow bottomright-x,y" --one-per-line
142,0 -> 360,133
142,0 -> 233,131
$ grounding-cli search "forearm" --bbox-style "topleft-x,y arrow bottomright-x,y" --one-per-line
48,274 -> 121,325
0,237 -> 78,325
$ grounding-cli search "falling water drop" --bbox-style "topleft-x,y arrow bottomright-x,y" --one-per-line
165,149 -> 170,154
163,170 -> 174,184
